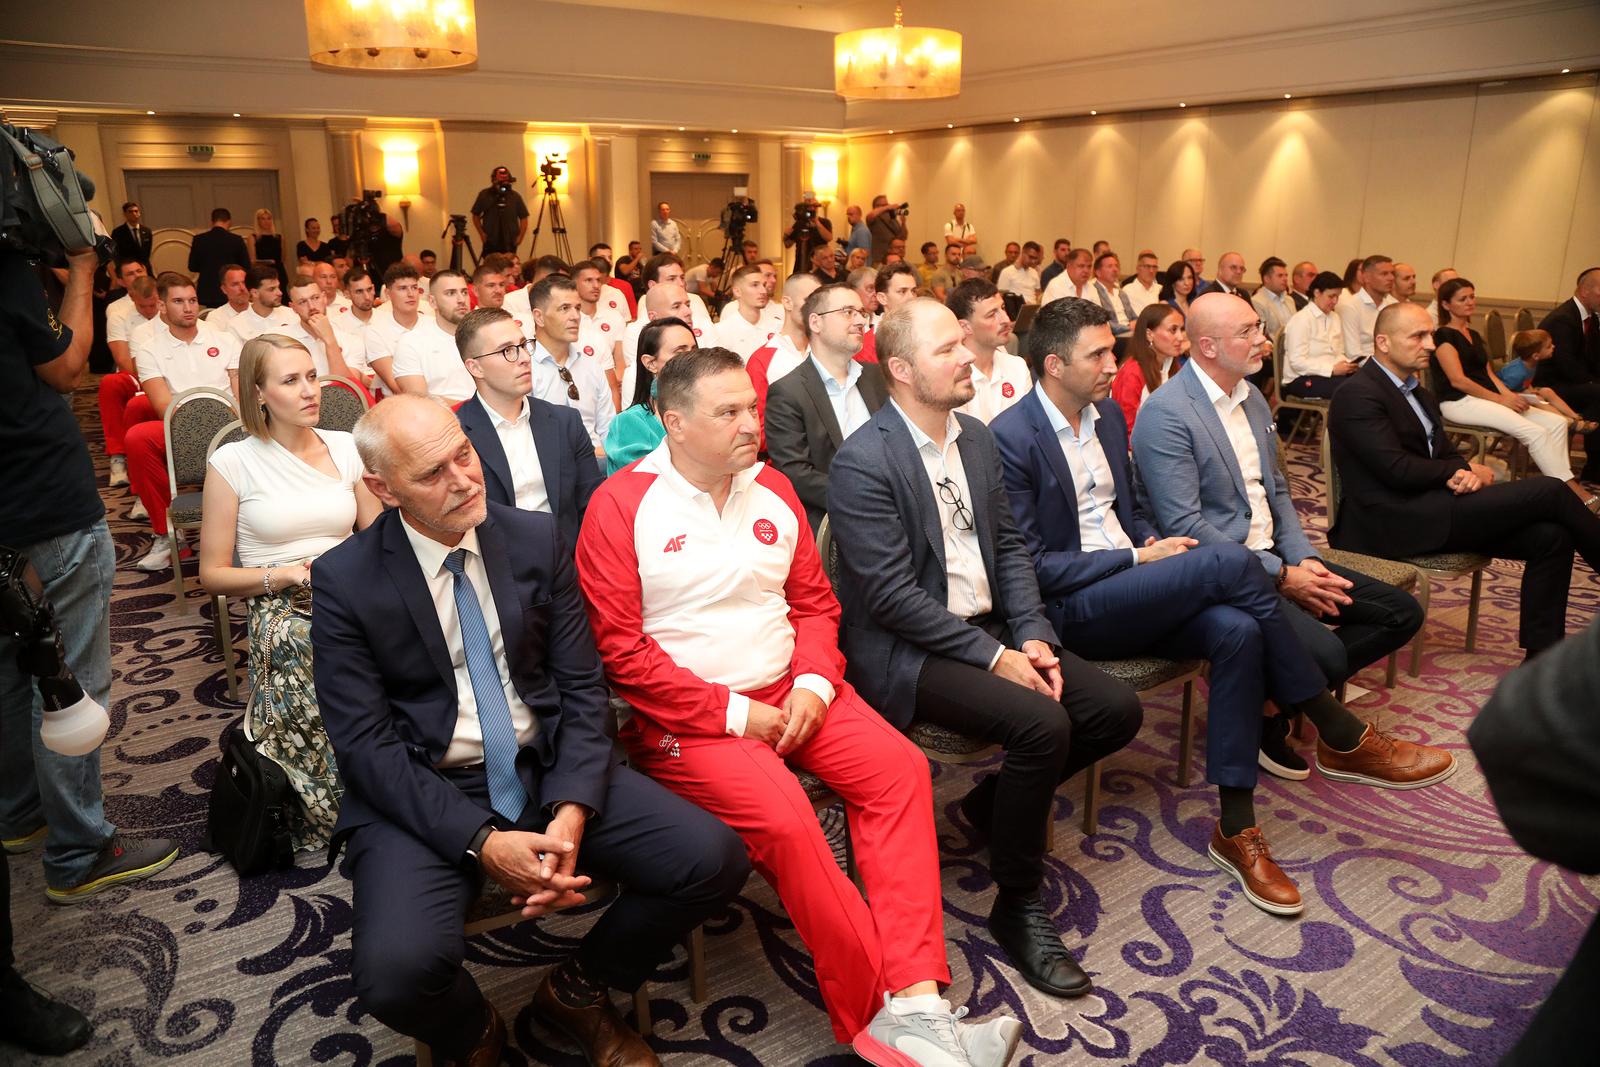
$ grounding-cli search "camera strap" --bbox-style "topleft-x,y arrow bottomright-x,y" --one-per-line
0,125 -> 97,253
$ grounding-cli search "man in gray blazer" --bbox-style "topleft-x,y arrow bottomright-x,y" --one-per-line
1132,294 -> 1428,776
827,298 -> 1142,1002
766,283 -> 889,530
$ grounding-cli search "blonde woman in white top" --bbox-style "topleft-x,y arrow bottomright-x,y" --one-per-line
200,334 -> 381,850
1281,270 -> 1360,399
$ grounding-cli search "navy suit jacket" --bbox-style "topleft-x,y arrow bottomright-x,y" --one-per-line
990,390 -> 1157,632
825,402 -> 1058,727
457,393 -> 603,554
311,503 -> 617,861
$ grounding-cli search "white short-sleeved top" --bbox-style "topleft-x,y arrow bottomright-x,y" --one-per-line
207,430 -> 364,568
132,319 -> 237,395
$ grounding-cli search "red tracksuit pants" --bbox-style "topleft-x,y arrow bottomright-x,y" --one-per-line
625,679 -> 949,1042
126,411 -> 173,534
98,372 -> 157,456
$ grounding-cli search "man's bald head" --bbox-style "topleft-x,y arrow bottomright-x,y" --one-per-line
1374,298 -> 1429,342
783,271 -> 822,309
353,394 -> 455,477
1185,291 -> 1245,343
1217,252 -> 1246,285
646,282 -> 690,320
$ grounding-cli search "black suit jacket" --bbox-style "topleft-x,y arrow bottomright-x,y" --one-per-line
457,393 -> 602,554
112,223 -> 151,264
1534,298 -> 1598,390
310,504 -> 617,860
765,358 -> 888,530
1326,359 -> 1467,557
1290,290 -> 1309,311
187,226 -> 251,308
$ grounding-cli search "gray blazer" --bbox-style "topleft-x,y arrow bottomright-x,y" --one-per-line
825,402 -> 1058,728
1130,360 -> 1316,575
765,358 -> 888,531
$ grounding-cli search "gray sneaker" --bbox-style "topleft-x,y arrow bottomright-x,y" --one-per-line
958,1014 -> 1023,1067
46,835 -> 179,905
854,993 -> 972,1067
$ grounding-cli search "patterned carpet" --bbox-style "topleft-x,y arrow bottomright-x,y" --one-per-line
6,380 -> 1597,1066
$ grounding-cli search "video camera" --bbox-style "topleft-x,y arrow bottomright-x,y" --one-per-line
893,201 -> 911,218
0,124 -> 113,266
536,154 -> 565,194
793,200 -> 818,226
340,189 -> 386,269
720,196 -> 758,239
493,169 -> 519,194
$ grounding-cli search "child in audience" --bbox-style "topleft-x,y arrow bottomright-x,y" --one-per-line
1500,329 -> 1598,433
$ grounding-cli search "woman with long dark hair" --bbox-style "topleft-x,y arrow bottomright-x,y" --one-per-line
604,316 -> 698,474
1111,303 -> 1186,432
1160,260 -> 1197,317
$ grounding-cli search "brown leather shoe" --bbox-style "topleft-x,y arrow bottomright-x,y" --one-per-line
1208,822 -> 1304,916
1316,723 -> 1457,789
532,970 -> 660,1067
439,1001 -> 505,1067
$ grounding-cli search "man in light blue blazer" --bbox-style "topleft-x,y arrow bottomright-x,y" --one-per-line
1131,294 -> 1424,774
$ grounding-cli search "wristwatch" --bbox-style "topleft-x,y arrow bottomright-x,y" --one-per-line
464,823 -> 494,868
1275,566 -> 1289,590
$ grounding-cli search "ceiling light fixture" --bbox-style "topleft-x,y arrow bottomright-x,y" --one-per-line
1283,93 -> 1292,99
305,0 -> 476,71
146,110 -> 155,115
1012,117 -> 1020,122
946,123 -> 954,128
1178,102 -> 1187,108
1561,68 -> 1572,74
1089,110 -> 1097,116
835,2 -> 962,100
232,112 -> 242,117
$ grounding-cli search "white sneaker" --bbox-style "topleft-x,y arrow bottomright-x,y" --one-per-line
108,456 -> 129,487
134,540 -> 172,572
958,1014 -> 1023,1067
854,993 -> 971,1067
128,498 -> 148,520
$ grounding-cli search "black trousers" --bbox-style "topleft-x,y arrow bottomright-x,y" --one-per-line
1505,911 -> 1600,1063
1283,375 -> 1349,400
913,623 -> 1142,892
0,817 -> 10,972
1280,559 -> 1424,688
343,763 -> 750,1059
1438,475 -> 1600,652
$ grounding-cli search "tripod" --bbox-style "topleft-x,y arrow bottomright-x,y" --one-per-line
441,216 -> 479,274
527,174 -> 572,264
710,225 -> 744,306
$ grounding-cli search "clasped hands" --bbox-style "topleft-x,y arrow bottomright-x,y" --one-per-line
1446,462 -> 1496,496
479,802 -> 592,919
1278,558 -> 1355,617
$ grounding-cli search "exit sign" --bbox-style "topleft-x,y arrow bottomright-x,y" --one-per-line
691,152 -> 711,162
187,144 -> 214,157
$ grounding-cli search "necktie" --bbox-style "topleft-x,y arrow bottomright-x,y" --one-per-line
442,548 -> 527,822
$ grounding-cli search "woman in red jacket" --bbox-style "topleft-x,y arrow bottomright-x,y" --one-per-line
1111,302 -> 1188,433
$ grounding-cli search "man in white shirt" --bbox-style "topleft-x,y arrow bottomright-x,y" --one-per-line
230,271 -> 365,395
1336,254 -> 1398,360
683,258 -> 723,297
98,270 -> 162,489
1040,248 -> 1094,305
997,241 -> 1042,305
1038,238 -> 1073,294
227,265 -> 297,344
621,283 -> 698,408
570,259 -> 627,407
1211,253 -> 1251,299
1124,251 -> 1163,316
204,264 -> 252,333
1088,253 -> 1137,340
747,273 -> 821,428
1393,263 -> 1418,307
471,259 -> 511,312
314,261 -> 349,315
650,201 -> 681,255
1252,257 -> 1296,342
855,261 -> 920,365
640,254 -> 714,339
337,267 -> 380,333
950,278 -> 1031,424
944,203 -> 977,255
1425,267 -> 1458,326
529,274 -> 614,455
712,264 -> 784,361
364,262 -> 427,395
989,242 -> 1021,286
1282,270 -> 1357,399
755,258 -> 779,301
1290,261 -> 1318,310
126,273 -> 239,571
393,270 -> 477,405
103,258 -> 150,370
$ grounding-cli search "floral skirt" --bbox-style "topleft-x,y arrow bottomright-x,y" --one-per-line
246,584 -> 343,851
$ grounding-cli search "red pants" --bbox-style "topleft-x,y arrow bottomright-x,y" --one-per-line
126,418 -> 172,534
98,373 -> 156,456
625,680 -> 948,1041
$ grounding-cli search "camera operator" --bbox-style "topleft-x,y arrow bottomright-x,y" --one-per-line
782,194 -> 833,274
469,165 -> 529,256
1,240 -> 179,1052
866,193 -> 908,265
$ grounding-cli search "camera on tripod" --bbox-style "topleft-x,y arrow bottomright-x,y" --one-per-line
340,189 -> 386,269
538,154 -> 565,192
720,194 -> 758,240
793,201 -> 818,226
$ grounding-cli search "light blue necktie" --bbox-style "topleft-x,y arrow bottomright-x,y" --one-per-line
442,548 -> 527,823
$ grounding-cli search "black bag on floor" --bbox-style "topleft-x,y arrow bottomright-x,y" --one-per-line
205,717 -> 295,876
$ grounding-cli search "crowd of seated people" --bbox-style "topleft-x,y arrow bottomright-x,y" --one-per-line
66,194 -> 1600,1066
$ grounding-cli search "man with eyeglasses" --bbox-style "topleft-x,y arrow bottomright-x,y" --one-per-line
1133,293 -> 1430,779
392,270 -> 478,405
826,298 -> 1142,1003
454,307 -> 602,552
528,274 -> 614,457
1124,251 -> 1163,316
1182,248 -> 1214,296
765,284 -> 887,530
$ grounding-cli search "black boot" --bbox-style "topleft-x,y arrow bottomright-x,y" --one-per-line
958,774 -> 998,840
0,967 -> 92,1056
988,889 -> 1093,998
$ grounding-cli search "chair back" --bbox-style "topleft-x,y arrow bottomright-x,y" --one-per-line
207,420 -> 249,460
1484,310 -> 1507,361
316,375 -> 371,433
1271,325 -> 1286,386
816,514 -> 842,598
1321,428 -> 1342,527
164,387 -> 239,497
1514,307 -> 1535,332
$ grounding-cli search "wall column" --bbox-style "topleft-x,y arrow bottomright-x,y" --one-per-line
325,118 -> 365,209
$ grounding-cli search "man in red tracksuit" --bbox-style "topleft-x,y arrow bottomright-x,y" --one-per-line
576,347 -> 1021,1067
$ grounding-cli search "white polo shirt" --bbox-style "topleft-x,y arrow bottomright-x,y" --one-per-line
132,319 -> 237,397
363,304 -> 424,366
474,394 -> 549,514
712,304 -> 784,360
758,334 -> 807,391
231,318 -> 369,380
391,316 -> 475,403
108,300 -> 159,346
503,285 -> 532,325
207,302 -> 250,333
577,305 -> 625,374
531,340 -> 614,449
1041,274 -> 1093,306
957,349 -> 1032,424
1335,288 -> 1397,360
228,305 -> 298,344
996,264 -> 1041,304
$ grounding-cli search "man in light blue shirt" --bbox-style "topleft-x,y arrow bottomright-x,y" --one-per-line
649,201 -> 681,255
843,205 -> 871,260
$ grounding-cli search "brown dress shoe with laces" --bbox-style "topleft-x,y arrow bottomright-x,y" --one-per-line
1315,723 -> 1457,789
532,970 -> 660,1067
439,1001 -> 504,1067
1208,822 -> 1304,916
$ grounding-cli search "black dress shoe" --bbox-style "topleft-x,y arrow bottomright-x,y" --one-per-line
0,967 -> 93,1056
436,1001 -> 504,1067
1258,714 -> 1310,781
988,890 -> 1093,998
959,774 -> 998,840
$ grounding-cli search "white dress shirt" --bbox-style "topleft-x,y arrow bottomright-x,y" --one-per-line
1282,302 -> 1348,382
476,394 -> 549,513
1035,383 -> 1136,565
1041,274 -> 1093,306
996,264 -> 1041,303
398,520 -> 538,767
1335,288 -> 1396,359
531,340 -> 614,449
889,399 -> 994,625
1124,278 -> 1161,316
227,305 -> 299,344
392,316 -> 475,403
1193,367 -> 1275,552
958,350 -> 1031,424
1425,299 -> 1440,327
809,353 -> 873,439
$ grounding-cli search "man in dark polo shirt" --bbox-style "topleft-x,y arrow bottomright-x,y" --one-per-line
0,245 -> 179,1054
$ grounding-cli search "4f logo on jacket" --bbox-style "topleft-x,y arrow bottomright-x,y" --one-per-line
663,535 -> 687,553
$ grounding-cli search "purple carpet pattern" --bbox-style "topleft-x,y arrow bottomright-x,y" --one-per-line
6,382 -> 1598,1065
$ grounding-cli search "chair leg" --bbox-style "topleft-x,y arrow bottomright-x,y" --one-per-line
633,986 -> 652,1035
168,529 -> 186,605
1080,762 -> 1100,835
688,926 -> 707,1003
213,594 -> 238,701
1177,680 -> 1195,787
1334,680 -> 1347,704
415,1040 -> 432,1067
1385,651 -> 1398,689
1465,570 -> 1483,653
1409,569 -> 1430,676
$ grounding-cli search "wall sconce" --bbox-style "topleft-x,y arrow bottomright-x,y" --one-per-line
382,142 -> 421,227
528,137 -> 570,195
811,150 -> 840,206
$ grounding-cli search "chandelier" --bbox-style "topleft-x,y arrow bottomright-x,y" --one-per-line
834,2 -> 962,100
305,0 -> 478,72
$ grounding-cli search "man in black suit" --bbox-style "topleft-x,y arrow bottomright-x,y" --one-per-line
1328,301 -> 1600,657
186,208 -> 250,308
312,396 -> 748,1066
826,297 -> 1142,1000
110,202 -> 151,267
455,307 -> 602,552
1534,267 -> 1600,480
765,283 -> 887,530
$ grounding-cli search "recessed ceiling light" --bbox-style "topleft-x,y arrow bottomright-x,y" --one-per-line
888,129 -> 895,134
946,123 -> 954,129
146,110 -> 155,115
232,112 -> 241,117
1012,117 -> 1020,122
731,128 -> 738,133
1283,93 -> 1292,99
1561,68 -> 1571,74
677,126 -> 685,131
1089,110 -> 1097,116
1178,102 -> 1187,108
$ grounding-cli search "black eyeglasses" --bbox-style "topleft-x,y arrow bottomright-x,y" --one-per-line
556,363 -> 580,401
481,339 -> 535,363
936,477 -> 974,532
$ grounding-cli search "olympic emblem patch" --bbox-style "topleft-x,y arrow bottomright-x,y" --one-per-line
206,347 -> 220,357
583,345 -> 594,356
1001,382 -> 1016,398
601,322 -> 611,332
752,518 -> 778,545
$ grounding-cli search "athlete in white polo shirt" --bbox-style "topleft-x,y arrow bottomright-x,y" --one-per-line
227,265 -> 298,343
228,271 -> 368,394
621,283 -> 697,409
363,262 -> 427,394
949,278 -> 1031,424
711,263 -> 785,361
528,273 -> 615,453
641,253 -> 715,339
392,269 -> 477,404
571,258 -> 627,405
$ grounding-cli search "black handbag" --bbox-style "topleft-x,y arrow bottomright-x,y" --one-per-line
205,716 -> 295,876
